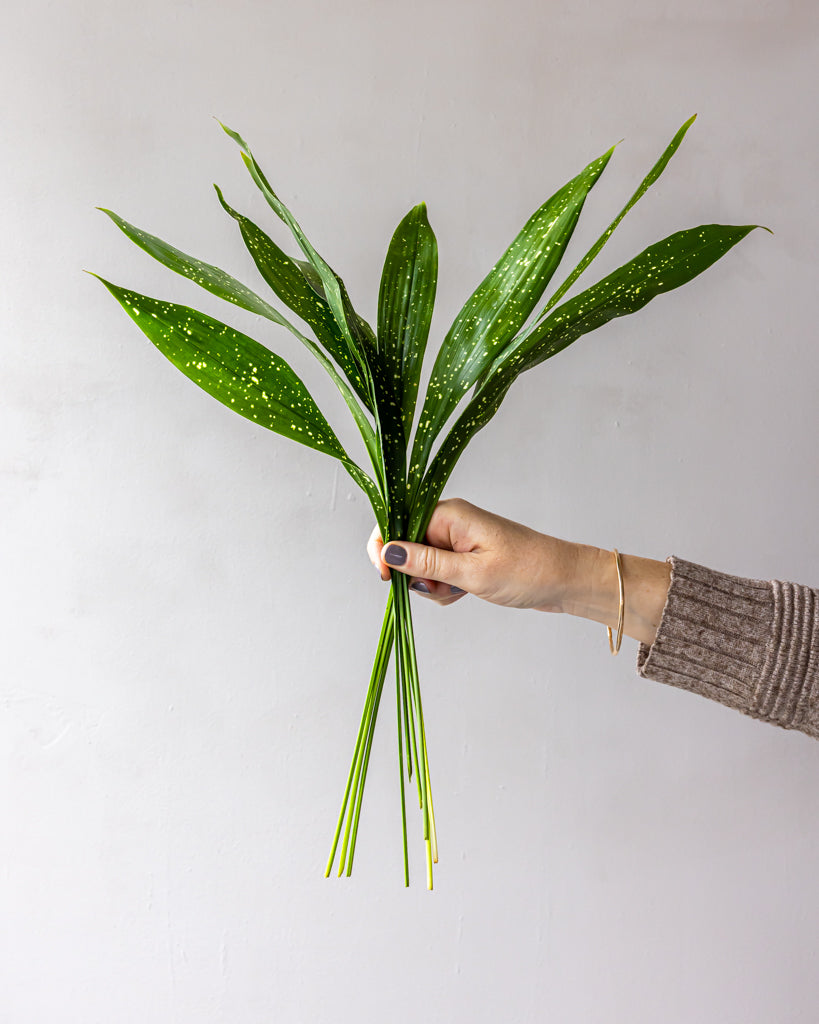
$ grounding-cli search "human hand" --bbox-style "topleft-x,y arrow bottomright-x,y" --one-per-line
367,498 -> 589,612
368,498 -> 671,645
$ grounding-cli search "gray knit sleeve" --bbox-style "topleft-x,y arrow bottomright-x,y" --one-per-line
636,556 -> 819,740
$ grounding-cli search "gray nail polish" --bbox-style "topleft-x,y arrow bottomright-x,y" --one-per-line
450,585 -> 466,595
384,545 -> 407,566
411,581 -> 429,593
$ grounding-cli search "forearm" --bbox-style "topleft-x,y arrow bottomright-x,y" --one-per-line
555,544 -> 819,739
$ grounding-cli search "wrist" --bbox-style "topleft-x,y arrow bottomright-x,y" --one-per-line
528,538 -> 601,616
557,543 -> 614,620
560,544 -> 671,647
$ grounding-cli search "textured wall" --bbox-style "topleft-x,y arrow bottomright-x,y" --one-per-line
2,1 -> 818,1021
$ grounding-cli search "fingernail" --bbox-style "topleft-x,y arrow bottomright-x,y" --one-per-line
411,581 -> 429,593
383,545 -> 407,566
450,585 -> 466,595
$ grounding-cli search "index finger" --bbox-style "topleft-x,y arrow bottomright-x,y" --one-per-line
367,525 -> 390,581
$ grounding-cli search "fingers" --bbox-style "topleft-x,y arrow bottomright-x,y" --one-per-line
424,497 -> 480,552
366,500 -> 475,604
367,524 -> 389,581
366,497 -> 566,612
381,539 -> 470,594
409,577 -> 467,605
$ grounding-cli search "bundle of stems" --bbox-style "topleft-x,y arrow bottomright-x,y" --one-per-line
95,115 -> 763,887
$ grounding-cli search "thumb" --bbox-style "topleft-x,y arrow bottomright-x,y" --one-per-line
381,540 -> 469,591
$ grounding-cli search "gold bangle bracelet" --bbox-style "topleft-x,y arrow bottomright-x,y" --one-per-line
607,548 -> 625,655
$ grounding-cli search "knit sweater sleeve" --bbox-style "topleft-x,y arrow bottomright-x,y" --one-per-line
636,556 -> 819,740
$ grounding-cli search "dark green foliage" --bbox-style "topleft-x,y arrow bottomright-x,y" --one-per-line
97,118 -> 763,886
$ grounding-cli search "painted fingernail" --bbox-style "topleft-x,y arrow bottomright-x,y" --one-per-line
450,585 -> 466,595
411,581 -> 429,593
383,545 -> 407,566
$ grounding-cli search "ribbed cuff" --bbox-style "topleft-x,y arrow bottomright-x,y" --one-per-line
637,556 -> 819,739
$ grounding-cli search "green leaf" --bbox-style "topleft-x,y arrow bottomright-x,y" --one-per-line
369,356 -> 408,538
212,186 -> 372,410
499,223 -> 763,377
377,203 -> 438,444
99,206 -> 384,493
408,370 -> 514,540
409,223 -> 762,538
94,275 -> 386,525
218,122 -> 376,396
409,143 -> 617,483
96,275 -> 344,451
291,257 -> 376,355
536,114 -> 699,321
98,206 -> 293,323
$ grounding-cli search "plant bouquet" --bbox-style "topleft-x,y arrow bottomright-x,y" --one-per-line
95,115 -> 762,887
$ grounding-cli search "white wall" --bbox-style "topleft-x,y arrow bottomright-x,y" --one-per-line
3,1 -> 818,1020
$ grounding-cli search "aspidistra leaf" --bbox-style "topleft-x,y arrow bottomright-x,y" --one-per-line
96,276 -> 348,460
536,114 -> 699,321
291,258 -> 376,356
213,186 -> 372,409
97,206 -> 357,393
98,207 -> 292,324
377,203 -> 438,443
99,206 -> 385,492
500,223 -> 763,377
409,143 -> 616,481
218,122 -> 376,395
410,223 -> 762,538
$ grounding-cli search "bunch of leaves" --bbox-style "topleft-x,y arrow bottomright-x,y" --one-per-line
95,115 -> 763,887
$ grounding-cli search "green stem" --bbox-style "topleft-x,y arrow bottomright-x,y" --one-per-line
401,583 -> 437,888
395,607 -> 413,781
345,661 -> 388,876
338,619 -> 392,875
395,578 -> 423,811
395,574 -> 436,889
325,546 -> 436,887
325,590 -> 393,877
395,649 -> 410,886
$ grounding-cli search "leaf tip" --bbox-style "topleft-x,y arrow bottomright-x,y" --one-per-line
678,112 -> 698,137
85,270 -> 115,294
213,183 -> 237,219
216,118 -> 248,152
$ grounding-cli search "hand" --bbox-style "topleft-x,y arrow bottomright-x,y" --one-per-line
367,498 -> 672,645
367,498 -> 586,612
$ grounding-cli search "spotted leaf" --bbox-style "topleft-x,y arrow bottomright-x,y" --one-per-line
98,206 -> 383,492
97,275 -> 353,461
212,187 -> 373,410
377,203 -> 438,445
218,122 -> 376,399
408,143 -> 616,484
535,114 -> 699,322
409,223 -> 763,538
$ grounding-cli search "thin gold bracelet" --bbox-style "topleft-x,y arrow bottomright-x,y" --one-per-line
607,548 -> 625,655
